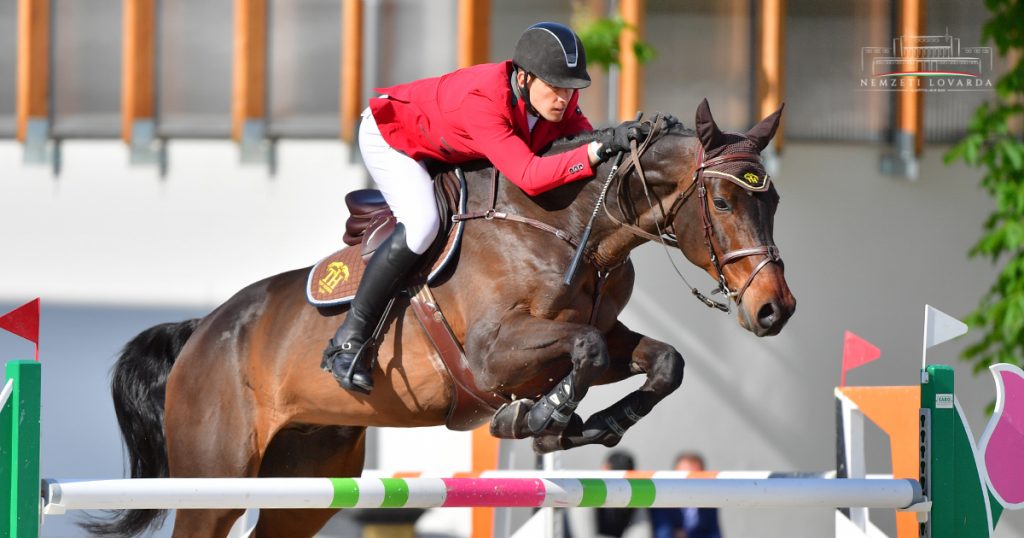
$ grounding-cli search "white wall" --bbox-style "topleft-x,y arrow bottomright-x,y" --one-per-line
0,140 -> 366,306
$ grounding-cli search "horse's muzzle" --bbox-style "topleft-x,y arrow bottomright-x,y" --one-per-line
737,270 -> 795,337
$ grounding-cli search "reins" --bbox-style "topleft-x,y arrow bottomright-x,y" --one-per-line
452,113 -> 783,315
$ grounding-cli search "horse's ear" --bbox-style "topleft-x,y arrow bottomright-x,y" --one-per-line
746,102 -> 785,151
695,98 -> 725,149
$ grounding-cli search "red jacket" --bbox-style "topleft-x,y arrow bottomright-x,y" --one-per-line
369,61 -> 595,196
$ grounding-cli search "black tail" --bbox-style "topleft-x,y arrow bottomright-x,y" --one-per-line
80,319 -> 201,537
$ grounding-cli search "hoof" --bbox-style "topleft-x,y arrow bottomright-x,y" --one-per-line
490,399 -> 534,439
532,414 -> 584,454
532,434 -> 566,454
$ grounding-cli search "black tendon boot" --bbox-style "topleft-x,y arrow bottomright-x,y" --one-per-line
324,223 -> 421,394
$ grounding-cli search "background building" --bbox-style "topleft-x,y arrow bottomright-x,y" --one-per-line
1,0 -> 1020,536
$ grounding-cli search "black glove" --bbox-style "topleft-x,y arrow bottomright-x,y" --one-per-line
595,120 -> 652,161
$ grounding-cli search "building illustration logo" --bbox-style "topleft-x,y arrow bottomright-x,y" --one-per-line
860,31 -> 994,91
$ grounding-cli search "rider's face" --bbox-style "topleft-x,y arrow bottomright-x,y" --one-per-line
518,71 -> 575,123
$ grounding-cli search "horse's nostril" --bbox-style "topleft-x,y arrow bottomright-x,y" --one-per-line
757,302 -> 778,328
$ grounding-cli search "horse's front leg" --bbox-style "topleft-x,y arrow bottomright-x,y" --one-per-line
465,313 -> 609,440
534,321 -> 684,453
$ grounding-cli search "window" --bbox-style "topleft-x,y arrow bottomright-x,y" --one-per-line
52,0 -> 123,138
645,0 -> 752,131
0,1 -> 15,137
923,0 -> 1009,143
785,0 -> 891,142
373,0 -> 457,89
158,0 -> 233,138
268,0 -> 341,138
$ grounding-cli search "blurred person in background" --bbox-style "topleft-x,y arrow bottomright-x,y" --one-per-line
596,450 -> 640,537
567,449 -> 650,538
650,452 -> 722,538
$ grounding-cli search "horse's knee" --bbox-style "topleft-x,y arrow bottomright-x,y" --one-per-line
649,348 -> 685,394
572,328 -> 609,373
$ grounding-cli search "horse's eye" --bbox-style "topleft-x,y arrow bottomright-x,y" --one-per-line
712,198 -> 731,211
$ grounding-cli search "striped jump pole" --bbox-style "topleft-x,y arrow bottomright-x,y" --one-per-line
42,476 -> 926,513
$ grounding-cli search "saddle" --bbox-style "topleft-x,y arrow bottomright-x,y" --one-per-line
306,173 -> 464,306
306,168 -> 509,430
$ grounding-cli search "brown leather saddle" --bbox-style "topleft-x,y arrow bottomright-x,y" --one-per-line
307,168 -> 510,430
306,172 -> 464,307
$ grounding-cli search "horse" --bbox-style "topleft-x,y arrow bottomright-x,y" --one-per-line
84,99 -> 795,538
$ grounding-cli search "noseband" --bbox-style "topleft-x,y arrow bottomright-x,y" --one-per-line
609,116 -> 783,312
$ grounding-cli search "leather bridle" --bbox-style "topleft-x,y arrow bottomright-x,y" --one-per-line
606,115 -> 783,312
453,114 -> 784,314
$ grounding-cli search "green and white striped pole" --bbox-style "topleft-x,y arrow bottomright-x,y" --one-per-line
42,476 -> 925,512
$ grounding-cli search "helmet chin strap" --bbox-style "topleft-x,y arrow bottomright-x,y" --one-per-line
511,68 -> 540,117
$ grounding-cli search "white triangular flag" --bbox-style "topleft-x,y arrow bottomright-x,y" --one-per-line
922,305 -> 968,368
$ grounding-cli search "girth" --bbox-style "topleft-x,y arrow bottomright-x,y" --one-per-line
452,168 -> 629,326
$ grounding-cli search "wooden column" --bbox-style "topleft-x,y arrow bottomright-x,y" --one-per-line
16,0 -> 50,143
232,0 -> 267,142
122,0 -> 156,145
470,427 -> 500,538
341,0 -> 364,144
457,0 -> 490,68
756,0 -> 786,151
617,0 -> 643,121
898,0 -> 924,156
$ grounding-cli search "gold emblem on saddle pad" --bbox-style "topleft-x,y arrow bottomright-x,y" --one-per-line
319,262 -> 350,294
743,172 -> 760,185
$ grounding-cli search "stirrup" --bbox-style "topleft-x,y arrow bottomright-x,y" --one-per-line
324,339 -> 377,394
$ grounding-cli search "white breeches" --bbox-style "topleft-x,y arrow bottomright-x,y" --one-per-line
358,108 -> 440,255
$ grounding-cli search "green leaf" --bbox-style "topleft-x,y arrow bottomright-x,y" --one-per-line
945,140 -> 968,164
951,0 -> 1024,377
573,13 -> 656,72
1000,139 -> 1024,169
964,134 -> 982,165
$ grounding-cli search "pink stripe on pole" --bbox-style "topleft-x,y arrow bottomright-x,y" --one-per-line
441,478 -> 546,507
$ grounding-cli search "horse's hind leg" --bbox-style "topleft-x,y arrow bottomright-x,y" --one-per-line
164,371 -> 263,537
534,321 -> 684,453
253,425 -> 367,538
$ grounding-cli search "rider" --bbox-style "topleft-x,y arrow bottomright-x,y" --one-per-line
325,21 -> 647,394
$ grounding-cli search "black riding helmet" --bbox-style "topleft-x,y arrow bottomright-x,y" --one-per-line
513,22 -> 591,89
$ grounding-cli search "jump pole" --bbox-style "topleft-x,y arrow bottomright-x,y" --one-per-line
41,476 -> 926,513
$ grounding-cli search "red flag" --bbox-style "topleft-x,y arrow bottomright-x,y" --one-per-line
841,330 -> 880,386
0,298 -> 40,360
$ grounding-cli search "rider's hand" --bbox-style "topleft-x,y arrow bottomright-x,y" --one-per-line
594,120 -> 651,162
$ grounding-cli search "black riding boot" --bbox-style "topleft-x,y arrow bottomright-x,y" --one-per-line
325,223 -> 421,394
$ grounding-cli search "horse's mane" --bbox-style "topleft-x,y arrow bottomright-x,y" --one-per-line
547,113 -> 693,155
